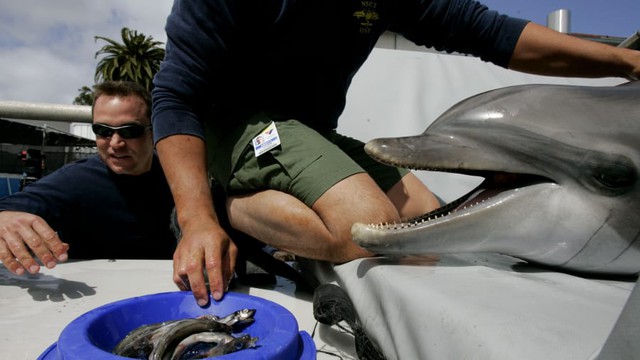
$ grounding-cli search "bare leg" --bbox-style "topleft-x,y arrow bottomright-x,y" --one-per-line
226,173 -> 399,263
386,172 -> 440,219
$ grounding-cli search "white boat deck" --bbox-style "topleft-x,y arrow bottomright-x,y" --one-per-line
2,257 -> 633,359
0,259 -> 354,359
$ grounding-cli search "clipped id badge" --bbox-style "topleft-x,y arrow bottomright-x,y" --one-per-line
252,121 -> 281,157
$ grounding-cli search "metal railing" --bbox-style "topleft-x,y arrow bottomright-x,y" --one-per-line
618,30 -> 640,49
0,101 -> 91,123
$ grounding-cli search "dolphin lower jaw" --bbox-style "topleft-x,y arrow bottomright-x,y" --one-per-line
351,164 -> 639,274
352,183 -> 561,255
352,184 -> 640,274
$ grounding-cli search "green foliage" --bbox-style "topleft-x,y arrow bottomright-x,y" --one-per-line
73,86 -> 94,105
93,27 -> 165,91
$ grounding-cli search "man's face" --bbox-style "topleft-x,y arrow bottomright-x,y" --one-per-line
93,95 -> 153,175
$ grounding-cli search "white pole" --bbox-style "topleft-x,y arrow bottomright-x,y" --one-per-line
547,9 -> 571,33
0,101 -> 91,123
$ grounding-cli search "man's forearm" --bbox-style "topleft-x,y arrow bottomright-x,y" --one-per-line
156,133 -> 237,304
509,22 -> 640,80
156,134 -> 219,228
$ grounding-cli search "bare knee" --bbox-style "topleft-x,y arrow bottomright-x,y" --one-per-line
312,173 -> 400,261
225,190 -> 369,262
224,175 -> 400,263
387,173 -> 440,219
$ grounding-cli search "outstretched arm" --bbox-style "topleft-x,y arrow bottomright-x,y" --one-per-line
156,134 -> 237,306
509,22 -> 640,80
0,211 -> 69,274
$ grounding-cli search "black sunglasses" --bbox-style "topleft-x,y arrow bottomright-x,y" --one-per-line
92,123 -> 151,139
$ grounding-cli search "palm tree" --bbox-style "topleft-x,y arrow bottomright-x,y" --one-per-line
94,27 -> 165,91
73,86 -> 94,105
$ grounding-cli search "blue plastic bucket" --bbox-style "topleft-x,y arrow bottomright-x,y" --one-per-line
37,291 -> 316,359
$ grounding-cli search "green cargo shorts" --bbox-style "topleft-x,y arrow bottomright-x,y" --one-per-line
210,113 -> 409,207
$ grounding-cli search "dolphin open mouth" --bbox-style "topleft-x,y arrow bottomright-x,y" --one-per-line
372,170 -> 553,231
361,133 -> 555,230
437,172 -> 549,215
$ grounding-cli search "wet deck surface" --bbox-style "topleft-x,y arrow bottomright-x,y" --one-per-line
0,259 -> 355,359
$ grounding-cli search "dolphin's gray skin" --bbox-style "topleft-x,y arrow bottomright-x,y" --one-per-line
353,82 -> 640,275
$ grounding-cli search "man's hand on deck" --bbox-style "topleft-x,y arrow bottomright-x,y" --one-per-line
0,211 -> 68,275
172,219 -> 237,306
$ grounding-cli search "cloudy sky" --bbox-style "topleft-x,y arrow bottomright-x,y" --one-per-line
0,1 -> 637,106
0,0 -> 174,105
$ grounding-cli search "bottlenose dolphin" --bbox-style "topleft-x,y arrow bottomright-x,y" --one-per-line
353,82 -> 640,276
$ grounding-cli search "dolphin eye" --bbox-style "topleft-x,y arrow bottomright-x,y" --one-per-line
592,157 -> 637,193
582,152 -> 637,195
598,172 -> 635,188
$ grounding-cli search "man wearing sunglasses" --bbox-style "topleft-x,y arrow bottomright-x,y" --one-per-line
0,81 -> 176,276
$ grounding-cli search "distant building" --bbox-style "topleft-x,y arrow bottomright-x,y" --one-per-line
0,117 -> 96,177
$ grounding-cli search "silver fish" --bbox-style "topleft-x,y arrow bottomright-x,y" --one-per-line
171,332 -> 258,360
148,319 -> 232,360
113,309 -> 256,359
112,315 -> 225,358
184,334 -> 258,359
353,82 -> 640,275
210,308 -> 256,328
113,320 -> 182,358
171,332 -> 236,360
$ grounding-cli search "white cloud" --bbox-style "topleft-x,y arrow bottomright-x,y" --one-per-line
0,0 -> 173,104
0,47 -> 94,104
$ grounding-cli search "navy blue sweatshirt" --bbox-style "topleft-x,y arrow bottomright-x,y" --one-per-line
152,0 -> 529,144
0,155 -> 176,259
